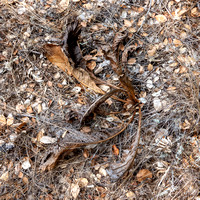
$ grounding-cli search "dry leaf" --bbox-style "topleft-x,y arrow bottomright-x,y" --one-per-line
84,55 -> 96,61
22,176 -> 29,184
180,119 -> 191,130
179,66 -> 188,74
87,60 -> 96,70
72,68 -> 104,94
124,19 -> 132,27
37,129 -> 44,142
153,98 -> 162,111
147,46 -> 157,57
112,144 -> 119,156
180,31 -> 187,39
167,86 -> 176,91
83,3 -> 93,9
91,25 -> 99,31
137,16 -> 145,26
81,126 -> 91,133
173,39 -> 182,47
37,104 -> 42,114
163,38 -> 168,45
184,24 -> 191,30
127,58 -> 136,65
129,27 -> 136,33
191,7 -> 200,17
0,114 -> 6,126
107,108 -> 141,181
83,149 -> 89,158
40,136 -> 57,144
155,15 -> 167,23
71,183 -> 80,199
136,169 -> 152,182
169,62 -> 178,67
112,32 -> 127,53
7,114 -> 14,126
99,167 -> 107,176
0,171 -> 9,181
57,0 -> 69,13
44,44 -> 73,74
147,64 -> 153,71
126,191 -> 136,198
44,44 -> 103,94
18,171 -> 23,179
192,71 -> 200,76
26,105 -> 33,114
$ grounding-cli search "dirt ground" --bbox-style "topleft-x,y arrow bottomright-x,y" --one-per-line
0,0 -> 200,199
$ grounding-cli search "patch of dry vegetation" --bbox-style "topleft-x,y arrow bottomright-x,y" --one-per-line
0,0 -> 199,199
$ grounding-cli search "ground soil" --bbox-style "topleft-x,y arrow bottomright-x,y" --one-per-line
0,0 -> 200,199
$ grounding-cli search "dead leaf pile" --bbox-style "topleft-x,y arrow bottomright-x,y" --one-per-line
41,17 -> 142,181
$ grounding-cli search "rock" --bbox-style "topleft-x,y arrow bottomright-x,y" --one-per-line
40,136 -> 57,144
22,158 -> 31,170
152,90 -> 161,97
77,178 -> 88,187
126,191 -> 136,198
153,98 -> 162,111
99,167 -> 107,176
146,80 -> 154,89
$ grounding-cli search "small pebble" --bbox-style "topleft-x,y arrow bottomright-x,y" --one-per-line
146,80 -> 154,88
99,167 -> 107,176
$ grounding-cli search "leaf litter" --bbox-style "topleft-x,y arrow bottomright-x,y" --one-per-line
40,18 -> 143,181
0,0 -> 200,199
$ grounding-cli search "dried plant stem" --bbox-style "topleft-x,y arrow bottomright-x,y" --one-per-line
81,88 -> 121,124
107,106 -> 142,181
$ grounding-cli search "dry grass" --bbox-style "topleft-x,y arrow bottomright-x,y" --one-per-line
0,0 -> 199,199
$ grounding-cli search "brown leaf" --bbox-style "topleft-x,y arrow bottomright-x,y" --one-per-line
121,45 -> 137,64
87,60 -> 96,70
147,64 -> 153,71
167,86 -> 176,91
56,0 -> 69,13
124,19 -> 133,27
127,58 -> 136,65
147,46 -> 157,57
0,171 -> 9,181
83,149 -> 89,158
191,7 -> 200,17
72,68 -> 104,94
40,145 -> 79,171
112,144 -> 119,156
136,169 -> 152,182
173,39 -> 182,47
112,31 -> 127,53
80,89 -> 120,125
44,44 -> 103,94
0,114 -> 6,126
155,15 -> 167,23
44,44 -> 73,74
81,126 -> 91,133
